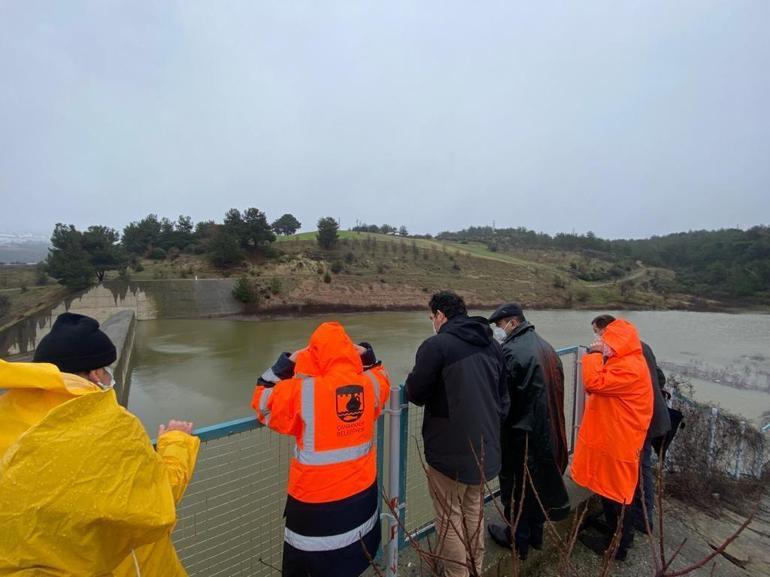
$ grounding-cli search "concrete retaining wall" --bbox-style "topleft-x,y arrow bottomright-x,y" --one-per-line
101,309 -> 136,406
0,279 -> 240,358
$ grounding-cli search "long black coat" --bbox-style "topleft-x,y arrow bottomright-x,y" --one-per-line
641,342 -> 672,440
501,321 -> 570,518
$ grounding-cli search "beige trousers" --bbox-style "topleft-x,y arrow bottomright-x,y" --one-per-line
426,466 -> 485,577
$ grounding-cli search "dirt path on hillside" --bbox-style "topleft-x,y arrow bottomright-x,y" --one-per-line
584,266 -> 649,288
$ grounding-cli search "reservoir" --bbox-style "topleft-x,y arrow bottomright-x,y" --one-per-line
128,309 -> 770,433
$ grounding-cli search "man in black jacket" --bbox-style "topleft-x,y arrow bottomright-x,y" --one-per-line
406,291 -> 509,577
486,303 -> 570,561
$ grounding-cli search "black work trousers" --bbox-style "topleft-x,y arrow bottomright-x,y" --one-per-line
601,497 -> 635,555
499,428 -> 544,557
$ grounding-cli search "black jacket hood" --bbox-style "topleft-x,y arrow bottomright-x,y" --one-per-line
441,315 -> 493,347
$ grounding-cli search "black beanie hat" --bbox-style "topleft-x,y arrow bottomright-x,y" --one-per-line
33,312 -> 117,374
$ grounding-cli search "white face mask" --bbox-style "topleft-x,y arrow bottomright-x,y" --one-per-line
99,366 -> 117,391
492,320 -> 513,343
431,318 -> 438,335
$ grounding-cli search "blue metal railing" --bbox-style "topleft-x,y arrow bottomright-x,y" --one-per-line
172,346 -> 585,576
192,415 -> 260,441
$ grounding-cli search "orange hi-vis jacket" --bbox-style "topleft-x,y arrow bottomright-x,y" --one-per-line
251,322 -> 390,504
571,319 -> 653,504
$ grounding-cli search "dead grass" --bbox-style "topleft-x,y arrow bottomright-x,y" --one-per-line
108,236 -> 684,311
0,265 -> 66,328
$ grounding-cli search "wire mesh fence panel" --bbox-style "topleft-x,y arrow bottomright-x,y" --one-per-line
173,423 -> 293,577
667,393 -> 768,480
403,403 -> 434,538
169,348 -> 586,569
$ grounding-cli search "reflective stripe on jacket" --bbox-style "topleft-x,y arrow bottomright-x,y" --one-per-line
570,320 -> 653,504
251,322 -> 390,505
281,481 -> 382,577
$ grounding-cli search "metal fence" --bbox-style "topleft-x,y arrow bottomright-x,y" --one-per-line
171,347 -> 585,576
666,391 -> 768,480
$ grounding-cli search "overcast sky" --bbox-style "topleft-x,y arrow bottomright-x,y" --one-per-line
1,1 -> 768,239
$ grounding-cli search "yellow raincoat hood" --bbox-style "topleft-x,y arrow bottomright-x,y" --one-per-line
0,360 -> 179,576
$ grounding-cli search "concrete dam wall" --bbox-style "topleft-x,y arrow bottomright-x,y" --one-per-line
0,279 -> 240,357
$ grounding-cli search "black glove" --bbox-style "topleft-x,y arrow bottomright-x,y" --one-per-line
257,352 -> 295,387
358,342 -> 378,369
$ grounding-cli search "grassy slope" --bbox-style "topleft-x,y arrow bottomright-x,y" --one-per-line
131,232 -> 690,311
0,265 -> 67,329
1,232 -> 691,328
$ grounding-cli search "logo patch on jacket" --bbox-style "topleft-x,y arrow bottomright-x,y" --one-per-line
336,384 -> 364,422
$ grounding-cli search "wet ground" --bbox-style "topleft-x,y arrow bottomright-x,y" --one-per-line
366,479 -> 770,577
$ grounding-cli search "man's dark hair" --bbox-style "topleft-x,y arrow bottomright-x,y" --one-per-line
429,291 -> 467,319
591,314 -> 616,329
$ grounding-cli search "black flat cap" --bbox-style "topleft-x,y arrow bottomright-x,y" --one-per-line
34,312 -> 116,374
487,302 -> 524,324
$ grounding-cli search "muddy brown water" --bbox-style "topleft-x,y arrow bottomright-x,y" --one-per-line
128,310 -> 770,434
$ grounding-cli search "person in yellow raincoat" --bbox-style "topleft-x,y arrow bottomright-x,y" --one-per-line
0,313 -> 200,577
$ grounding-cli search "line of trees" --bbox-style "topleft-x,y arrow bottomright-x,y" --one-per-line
42,210 -> 359,289
440,225 -> 770,302
44,209 -> 305,288
46,225 -> 128,289
351,223 -> 408,237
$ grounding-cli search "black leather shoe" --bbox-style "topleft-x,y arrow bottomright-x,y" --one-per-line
487,523 -> 512,550
583,515 -> 612,535
634,520 -> 654,534
579,531 -> 609,556
579,532 -> 628,561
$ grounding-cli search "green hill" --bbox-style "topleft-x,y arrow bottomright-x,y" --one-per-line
126,231 -> 692,312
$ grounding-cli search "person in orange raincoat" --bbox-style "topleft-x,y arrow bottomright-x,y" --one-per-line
571,318 -> 653,561
252,322 -> 390,577
0,313 -> 199,577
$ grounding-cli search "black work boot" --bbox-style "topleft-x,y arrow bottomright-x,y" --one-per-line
487,523 -> 512,550
578,532 -> 628,561
488,523 -> 529,560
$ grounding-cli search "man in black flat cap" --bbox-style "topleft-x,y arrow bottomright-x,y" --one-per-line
486,303 -> 570,561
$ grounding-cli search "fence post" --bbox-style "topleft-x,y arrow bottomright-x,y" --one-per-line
574,348 -> 586,450
707,407 -> 719,469
570,350 -> 579,452
734,421 -> 746,479
385,384 -> 403,577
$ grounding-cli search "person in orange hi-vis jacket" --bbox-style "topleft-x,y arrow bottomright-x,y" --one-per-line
571,318 -> 653,561
251,321 -> 390,577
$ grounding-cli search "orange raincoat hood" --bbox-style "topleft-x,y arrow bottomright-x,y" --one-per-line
294,322 -> 363,376
601,319 -> 643,358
